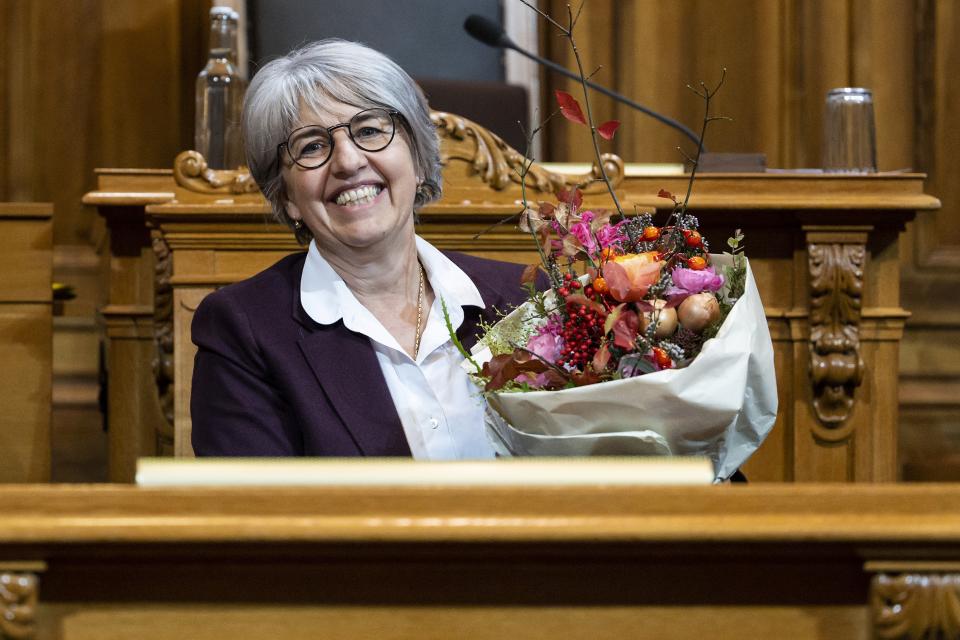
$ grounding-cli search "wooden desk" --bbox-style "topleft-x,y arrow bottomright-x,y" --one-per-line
85,113 -> 940,482
1,483 -> 959,639
0,203 -> 52,482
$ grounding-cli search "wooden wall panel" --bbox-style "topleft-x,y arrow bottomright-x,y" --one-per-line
0,204 -> 52,483
542,0 -> 914,171
0,0 -> 208,482
899,0 -> 960,480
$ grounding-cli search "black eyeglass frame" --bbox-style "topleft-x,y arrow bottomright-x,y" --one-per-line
276,107 -> 405,171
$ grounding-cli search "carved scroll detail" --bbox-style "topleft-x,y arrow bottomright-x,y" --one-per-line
872,573 -> 960,639
808,242 -> 865,429
152,232 -> 174,453
431,111 -> 623,195
173,150 -> 259,195
0,572 -> 38,640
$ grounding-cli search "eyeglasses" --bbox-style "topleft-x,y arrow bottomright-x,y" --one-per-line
277,107 -> 401,170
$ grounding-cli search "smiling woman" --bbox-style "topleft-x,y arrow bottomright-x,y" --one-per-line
189,39 -> 536,459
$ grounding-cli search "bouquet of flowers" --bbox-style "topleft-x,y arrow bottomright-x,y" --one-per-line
445,3 -> 777,480
449,185 -> 776,479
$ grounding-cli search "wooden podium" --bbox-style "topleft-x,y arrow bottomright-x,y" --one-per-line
84,112 -> 939,483
2,482 -> 960,639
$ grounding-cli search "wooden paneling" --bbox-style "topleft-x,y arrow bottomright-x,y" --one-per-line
2,483 -> 960,638
0,204 -> 52,483
899,0 -> 960,480
0,0 -> 209,482
541,0 -> 914,170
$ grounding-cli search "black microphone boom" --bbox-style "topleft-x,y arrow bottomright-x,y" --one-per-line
464,14 -> 705,152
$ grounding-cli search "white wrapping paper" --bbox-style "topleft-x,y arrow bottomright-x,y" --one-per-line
470,255 -> 777,481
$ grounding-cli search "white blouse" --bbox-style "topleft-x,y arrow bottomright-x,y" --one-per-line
299,236 -> 495,460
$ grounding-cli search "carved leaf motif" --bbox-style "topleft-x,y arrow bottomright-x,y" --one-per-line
0,571 -> 38,640
152,233 -> 174,450
430,111 -> 624,196
174,150 -> 259,195
808,242 -> 865,427
872,573 -> 960,639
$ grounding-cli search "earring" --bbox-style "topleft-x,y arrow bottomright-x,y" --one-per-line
293,220 -> 302,230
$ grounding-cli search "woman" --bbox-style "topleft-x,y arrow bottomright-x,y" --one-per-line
190,39 -> 531,458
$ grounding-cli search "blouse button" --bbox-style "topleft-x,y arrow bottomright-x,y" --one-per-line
429,417 -> 439,429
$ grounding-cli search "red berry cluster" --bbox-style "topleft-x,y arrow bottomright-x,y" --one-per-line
557,302 -> 604,369
556,272 -> 582,298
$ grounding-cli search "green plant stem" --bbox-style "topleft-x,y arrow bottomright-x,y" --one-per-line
565,9 -> 624,218
441,297 -> 482,375
518,0 -> 624,219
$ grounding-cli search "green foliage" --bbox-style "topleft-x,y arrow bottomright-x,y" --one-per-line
477,304 -> 537,359
440,297 -> 482,375
722,228 -> 747,303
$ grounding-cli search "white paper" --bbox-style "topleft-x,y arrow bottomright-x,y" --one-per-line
470,255 -> 778,481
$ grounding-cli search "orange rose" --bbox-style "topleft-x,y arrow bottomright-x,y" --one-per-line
603,251 -> 662,302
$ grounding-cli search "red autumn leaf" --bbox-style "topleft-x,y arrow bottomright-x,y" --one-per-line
536,224 -> 552,246
589,208 -> 615,230
657,189 -> 677,203
603,303 -> 627,334
532,368 -> 570,390
538,201 -> 556,218
571,366 -> 604,387
592,344 -> 612,371
482,353 -> 520,391
597,120 -> 620,140
561,233 -> 584,257
557,187 -> 583,211
612,310 -> 640,349
520,263 -> 541,285
555,90 -> 587,125
482,350 -> 551,392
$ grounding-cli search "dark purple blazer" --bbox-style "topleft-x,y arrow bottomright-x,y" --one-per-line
190,250 -> 532,456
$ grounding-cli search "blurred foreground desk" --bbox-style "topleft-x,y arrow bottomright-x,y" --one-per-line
84,113 -> 939,482
1,483 -> 959,639
0,203 -> 52,482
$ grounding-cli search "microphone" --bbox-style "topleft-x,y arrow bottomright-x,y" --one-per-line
464,14 -> 706,151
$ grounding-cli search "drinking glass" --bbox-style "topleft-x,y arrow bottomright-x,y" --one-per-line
822,88 -> 877,173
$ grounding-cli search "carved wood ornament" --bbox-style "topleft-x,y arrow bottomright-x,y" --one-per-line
807,235 -> 866,431
0,572 -> 38,640
872,573 -> 960,639
430,111 -> 624,195
173,150 -> 259,195
152,232 -> 175,453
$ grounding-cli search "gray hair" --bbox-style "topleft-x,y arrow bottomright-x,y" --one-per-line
242,39 -> 442,244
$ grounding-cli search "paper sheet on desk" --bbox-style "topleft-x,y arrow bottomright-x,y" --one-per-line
471,255 -> 778,481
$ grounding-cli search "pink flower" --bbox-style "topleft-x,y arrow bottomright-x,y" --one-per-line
569,220 -> 597,255
521,317 -> 565,387
596,220 -> 626,249
526,329 -> 563,364
665,266 -> 724,299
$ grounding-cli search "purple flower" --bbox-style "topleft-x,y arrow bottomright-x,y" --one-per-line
525,315 -> 564,364
569,220 -> 597,255
596,220 -> 627,249
665,266 -> 724,299
520,317 -> 565,387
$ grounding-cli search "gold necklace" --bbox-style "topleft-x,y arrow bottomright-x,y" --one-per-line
413,262 -> 424,358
